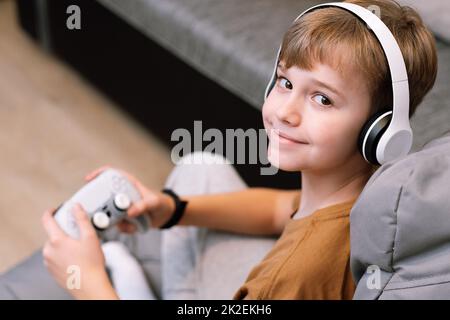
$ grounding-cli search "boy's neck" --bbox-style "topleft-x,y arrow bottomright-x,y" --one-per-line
292,159 -> 372,220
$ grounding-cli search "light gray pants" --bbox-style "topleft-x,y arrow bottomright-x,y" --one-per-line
0,152 -> 276,299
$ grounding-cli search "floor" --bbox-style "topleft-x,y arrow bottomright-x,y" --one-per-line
0,0 -> 174,273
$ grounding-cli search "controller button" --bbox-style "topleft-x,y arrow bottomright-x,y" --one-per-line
92,211 -> 110,229
112,182 -> 121,192
115,180 -> 127,192
114,193 -> 131,211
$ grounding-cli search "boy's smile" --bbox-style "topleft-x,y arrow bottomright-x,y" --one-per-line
275,130 -> 309,145
263,61 -> 373,174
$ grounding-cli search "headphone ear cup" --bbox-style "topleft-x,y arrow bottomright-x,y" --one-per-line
358,108 -> 392,165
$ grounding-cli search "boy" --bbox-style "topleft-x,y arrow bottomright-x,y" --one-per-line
41,0 -> 437,299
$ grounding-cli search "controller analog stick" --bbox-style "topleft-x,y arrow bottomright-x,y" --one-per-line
114,193 -> 131,211
92,211 -> 110,229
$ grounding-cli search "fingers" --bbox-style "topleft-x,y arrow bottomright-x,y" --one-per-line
117,221 -> 137,234
72,204 -> 96,239
127,200 -> 147,218
127,195 -> 158,218
84,165 -> 111,182
41,209 -> 66,243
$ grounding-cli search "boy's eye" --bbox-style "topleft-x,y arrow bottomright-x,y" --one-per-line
277,76 -> 293,90
313,94 -> 332,107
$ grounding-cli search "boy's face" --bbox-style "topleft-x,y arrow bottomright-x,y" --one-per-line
262,61 -> 372,173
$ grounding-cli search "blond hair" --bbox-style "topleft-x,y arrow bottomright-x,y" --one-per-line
279,0 -> 438,171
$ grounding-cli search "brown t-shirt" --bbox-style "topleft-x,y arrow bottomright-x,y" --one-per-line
233,198 -> 357,300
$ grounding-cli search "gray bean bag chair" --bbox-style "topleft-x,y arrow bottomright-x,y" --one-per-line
351,131 -> 450,299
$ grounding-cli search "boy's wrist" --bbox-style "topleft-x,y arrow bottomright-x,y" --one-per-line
159,189 -> 188,229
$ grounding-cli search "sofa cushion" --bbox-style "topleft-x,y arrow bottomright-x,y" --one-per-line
351,132 -> 450,299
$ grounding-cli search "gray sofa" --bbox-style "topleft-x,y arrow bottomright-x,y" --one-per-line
3,0 -> 450,299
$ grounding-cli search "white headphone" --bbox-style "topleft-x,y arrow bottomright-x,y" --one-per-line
264,2 -> 412,165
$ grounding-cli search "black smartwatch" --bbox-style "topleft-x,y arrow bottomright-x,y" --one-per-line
160,189 -> 188,229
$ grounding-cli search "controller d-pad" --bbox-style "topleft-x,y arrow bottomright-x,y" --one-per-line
112,176 -> 128,193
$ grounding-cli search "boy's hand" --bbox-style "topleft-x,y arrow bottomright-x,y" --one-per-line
85,166 -> 176,231
41,204 -> 118,299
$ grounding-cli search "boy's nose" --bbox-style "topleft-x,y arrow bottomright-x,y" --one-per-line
275,99 -> 301,127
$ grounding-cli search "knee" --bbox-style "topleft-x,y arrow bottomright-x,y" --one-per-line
177,151 -> 231,166
169,151 -> 233,179
164,151 -> 245,194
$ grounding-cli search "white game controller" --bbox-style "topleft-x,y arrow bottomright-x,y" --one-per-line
54,169 -> 151,239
